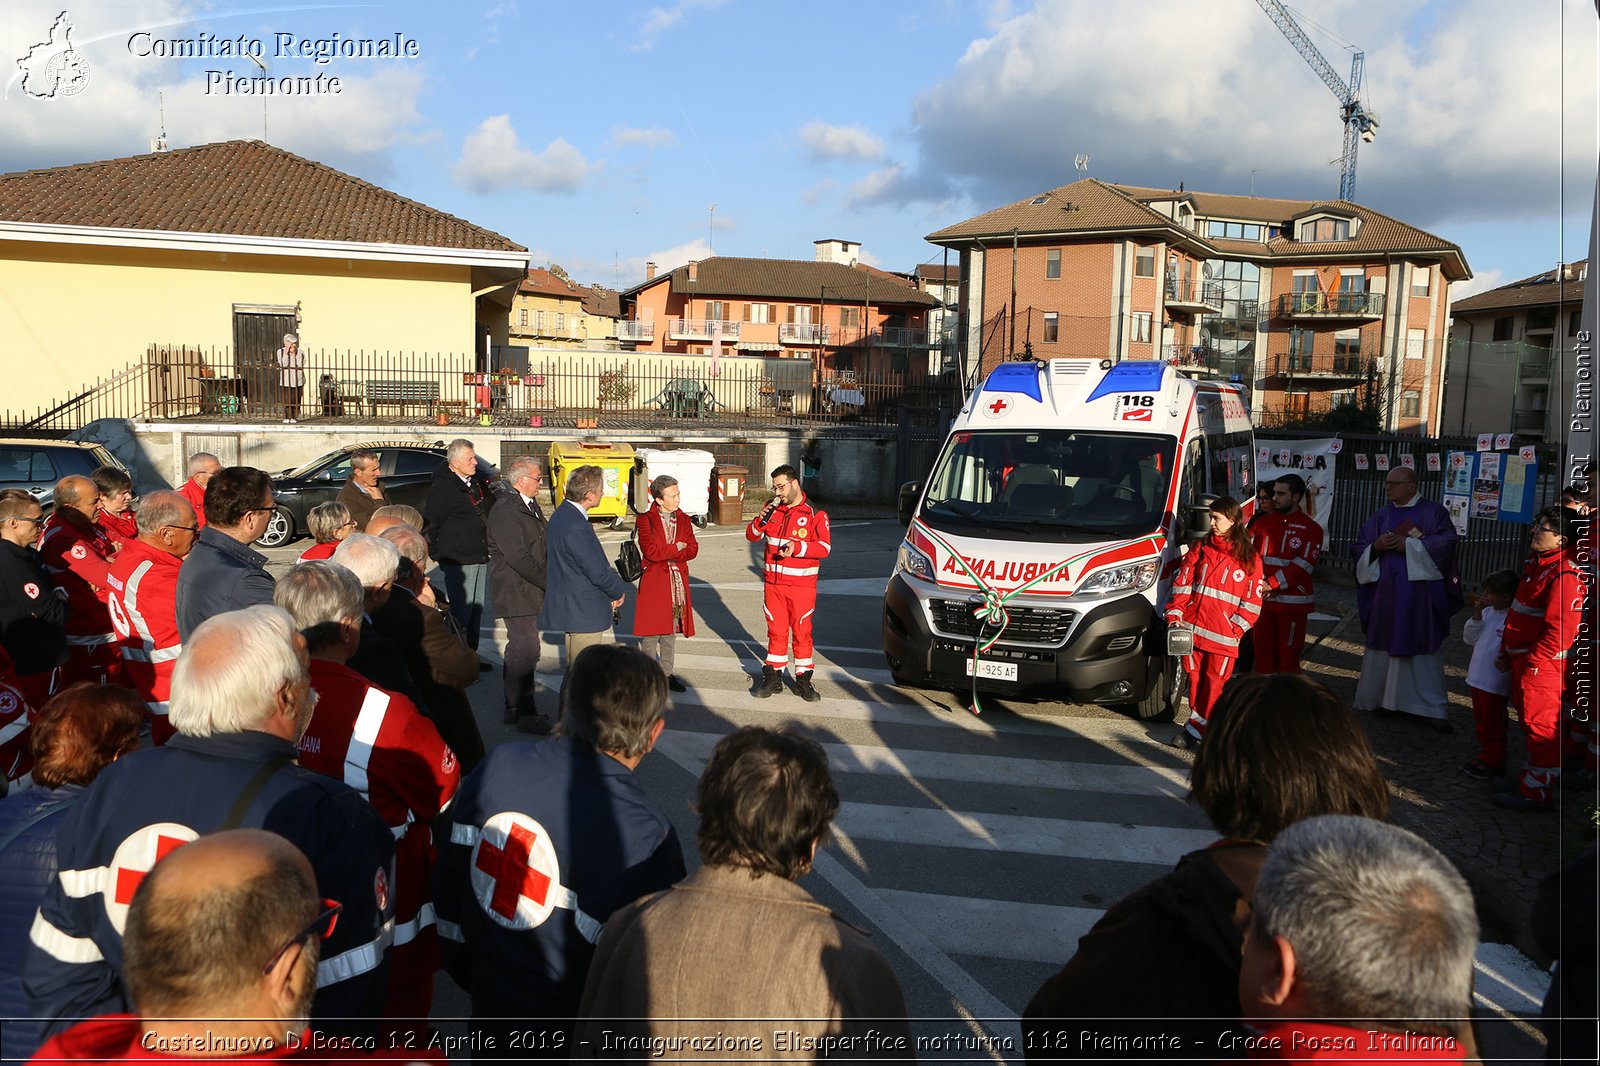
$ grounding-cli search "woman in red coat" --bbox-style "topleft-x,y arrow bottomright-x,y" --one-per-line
1166,495 -> 1263,750
634,474 -> 699,692
91,466 -> 137,552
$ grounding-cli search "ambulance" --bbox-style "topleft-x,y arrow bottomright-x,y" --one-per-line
882,358 -> 1254,718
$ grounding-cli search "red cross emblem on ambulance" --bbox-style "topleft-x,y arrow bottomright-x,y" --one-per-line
470,812 -> 561,930
105,823 -> 199,932
983,396 -> 1011,418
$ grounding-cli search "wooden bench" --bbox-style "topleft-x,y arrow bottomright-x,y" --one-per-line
364,380 -> 440,417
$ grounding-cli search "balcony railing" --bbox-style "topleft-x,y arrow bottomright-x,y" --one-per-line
778,323 -> 830,344
615,320 -> 655,341
1273,355 -> 1373,379
1163,279 -> 1224,313
1512,408 -> 1550,435
669,319 -> 741,341
1517,349 -> 1552,384
1276,291 -> 1387,319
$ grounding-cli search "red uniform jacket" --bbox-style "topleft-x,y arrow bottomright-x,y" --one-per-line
95,510 -> 137,554
297,541 -> 339,564
1165,536 -> 1263,656
633,504 -> 698,638
176,478 -> 207,528
1503,546 -> 1586,667
1250,510 -> 1321,615
37,514 -> 117,645
301,659 -> 460,953
105,539 -> 184,745
0,646 -> 34,782
745,494 -> 831,587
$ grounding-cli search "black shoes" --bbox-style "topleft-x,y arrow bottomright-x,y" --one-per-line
668,675 -> 688,693
517,713 -> 553,735
795,672 -> 822,702
1169,730 -> 1199,751
1460,758 -> 1503,781
754,667 -> 783,698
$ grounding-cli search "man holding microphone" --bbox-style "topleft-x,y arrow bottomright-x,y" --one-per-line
745,465 -> 831,701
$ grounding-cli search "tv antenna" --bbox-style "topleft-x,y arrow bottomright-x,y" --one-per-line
150,92 -> 169,152
1074,154 -> 1090,171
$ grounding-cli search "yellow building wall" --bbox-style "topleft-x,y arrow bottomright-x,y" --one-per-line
0,240 -> 476,416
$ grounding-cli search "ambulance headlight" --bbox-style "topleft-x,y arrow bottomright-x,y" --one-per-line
1077,559 -> 1159,595
896,540 -> 934,581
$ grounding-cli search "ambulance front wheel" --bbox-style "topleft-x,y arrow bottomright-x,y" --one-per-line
1124,655 -> 1178,722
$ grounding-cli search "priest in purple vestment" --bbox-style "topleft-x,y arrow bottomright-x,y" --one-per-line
1352,465 -> 1463,728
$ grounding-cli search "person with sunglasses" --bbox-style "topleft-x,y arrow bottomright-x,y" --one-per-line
1493,506 -> 1588,811
104,491 -> 199,745
0,488 -> 68,710
27,829 -> 421,1063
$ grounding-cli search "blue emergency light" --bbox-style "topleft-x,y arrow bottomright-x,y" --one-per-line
1086,360 -> 1167,403
981,362 -> 1043,402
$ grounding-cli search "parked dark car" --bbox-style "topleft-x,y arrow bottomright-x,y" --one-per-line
0,438 -> 126,511
264,441 -> 505,548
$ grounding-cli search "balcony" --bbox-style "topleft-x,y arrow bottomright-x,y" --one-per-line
1163,279 -> 1224,315
1512,408 -> 1549,436
868,327 -> 940,347
1276,291 -> 1386,320
669,319 -> 741,342
778,323 -> 830,345
615,320 -> 654,341
1272,355 -> 1373,380
1517,349 -> 1552,384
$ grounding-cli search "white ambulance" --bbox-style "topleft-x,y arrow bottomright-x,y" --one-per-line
882,358 -> 1255,718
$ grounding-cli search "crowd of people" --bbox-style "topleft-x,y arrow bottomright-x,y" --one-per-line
0,436 -> 1591,1063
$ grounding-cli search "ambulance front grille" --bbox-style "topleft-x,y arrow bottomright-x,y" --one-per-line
929,599 -> 1076,645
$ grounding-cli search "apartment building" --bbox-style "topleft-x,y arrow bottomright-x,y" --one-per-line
927,178 -> 1471,432
618,251 -> 942,378
508,268 -> 589,350
1442,260 -> 1587,440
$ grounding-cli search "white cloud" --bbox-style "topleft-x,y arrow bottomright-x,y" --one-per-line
800,120 -> 884,162
886,0 -> 1595,239
452,115 -> 590,194
632,0 -> 730,52
0,2 -> 431,182
566,238 -> 714,288
1446,269 -> 1506,309
485,2 -> 519,17
609,126 -> 677,150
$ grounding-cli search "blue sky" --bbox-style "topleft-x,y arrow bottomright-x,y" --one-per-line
2,0 -> 1594,300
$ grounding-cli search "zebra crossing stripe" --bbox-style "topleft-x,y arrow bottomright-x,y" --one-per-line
873,888 -> 1101,965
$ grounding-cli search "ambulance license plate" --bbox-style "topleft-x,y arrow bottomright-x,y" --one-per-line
965,658 -> 1018,682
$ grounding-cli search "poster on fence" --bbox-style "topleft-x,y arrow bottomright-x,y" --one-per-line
1447,450 -> 1539,525
1444,495 -> 1470,536
1255,437 -> 1337,543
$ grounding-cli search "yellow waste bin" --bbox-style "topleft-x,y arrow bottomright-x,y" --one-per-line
548,440 -> 635,529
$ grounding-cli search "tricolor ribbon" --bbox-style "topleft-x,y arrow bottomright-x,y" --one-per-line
909,518 -> 1155,715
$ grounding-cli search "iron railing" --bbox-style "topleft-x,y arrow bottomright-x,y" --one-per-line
1164,279 -> 1224,309
1276,291 -> 1387,318
1272,355 -> 1375,378
668,319 -> 741,341
1258,428 -> 1562,581
614,320 -> 655,341
0,347 -> 961,434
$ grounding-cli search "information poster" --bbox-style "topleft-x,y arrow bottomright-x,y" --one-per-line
1445,450 -> 1538,527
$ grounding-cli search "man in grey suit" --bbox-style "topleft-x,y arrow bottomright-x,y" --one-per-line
538,465 -> 629,680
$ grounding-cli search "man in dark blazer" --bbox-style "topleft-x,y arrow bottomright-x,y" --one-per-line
487,456 -> 552,735
174,466 -> 277,643
422,439 -> 495,654
539,465 -> 630,681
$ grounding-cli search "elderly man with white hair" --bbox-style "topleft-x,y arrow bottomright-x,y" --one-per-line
1237,814 -> 1476,1062
276,562 -> 458,1026
23,605 -> 395,1040
422,439 -> 496,657
373,524 -> 484,771
332,532 -> 429,713
175,452 -> 219,528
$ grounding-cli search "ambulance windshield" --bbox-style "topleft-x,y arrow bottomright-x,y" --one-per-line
921,430 -> 1176,542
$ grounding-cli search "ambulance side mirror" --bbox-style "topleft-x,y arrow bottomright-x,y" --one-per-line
897,482 -> 922,526
1183,495 -> 1217,541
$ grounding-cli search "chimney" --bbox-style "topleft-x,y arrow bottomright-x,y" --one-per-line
644,261 -> 657,281
687,260 -> 699,283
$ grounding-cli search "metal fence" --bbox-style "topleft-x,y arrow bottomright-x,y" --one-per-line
0,347 -> 960,435
1259,429 -> 1564,583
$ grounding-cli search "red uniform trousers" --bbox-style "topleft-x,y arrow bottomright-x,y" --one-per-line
13,666 -> 60,711
1512,658 -> 1564,803
1180,651 -> 1236,740
1469,686 -> 1512,771
1251,608 -> 1308,674
763,581 -> 818,673
63,641 -> 122,687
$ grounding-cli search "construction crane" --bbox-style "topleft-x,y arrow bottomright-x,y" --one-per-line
1253,0 -> 1378,202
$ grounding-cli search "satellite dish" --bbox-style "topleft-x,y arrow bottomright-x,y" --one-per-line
1074,154 -> 1090,171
